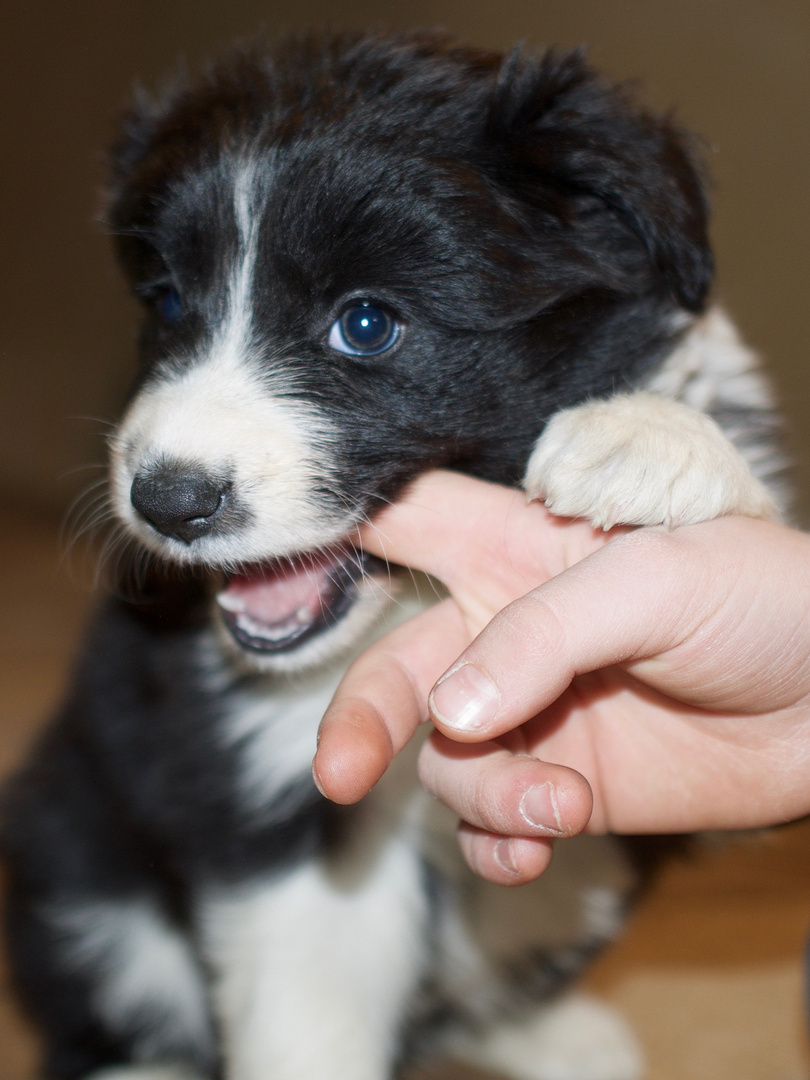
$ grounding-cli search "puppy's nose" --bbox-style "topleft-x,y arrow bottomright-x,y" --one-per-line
130,465 -> 230,544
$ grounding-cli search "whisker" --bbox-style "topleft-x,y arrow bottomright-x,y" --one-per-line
69,416 -> 117,431
58,462 -> 108,482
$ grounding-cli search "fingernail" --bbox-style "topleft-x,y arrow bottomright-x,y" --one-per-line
429,663 -> 500,731
493,838 -> 519,876
519,783 -> 564,834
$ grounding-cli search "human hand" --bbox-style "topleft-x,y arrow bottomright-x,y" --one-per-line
313,472 -> 810,884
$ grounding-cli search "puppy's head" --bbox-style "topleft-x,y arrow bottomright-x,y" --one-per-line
106,31 -> 711,670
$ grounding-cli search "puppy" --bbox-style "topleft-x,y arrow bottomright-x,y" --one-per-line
1,30 -> 784,1080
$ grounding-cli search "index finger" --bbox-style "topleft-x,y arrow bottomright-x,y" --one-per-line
313,598 -> 468,803
360,471 -> 615,626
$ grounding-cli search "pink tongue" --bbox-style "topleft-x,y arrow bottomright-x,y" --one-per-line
220,554 -> 336,626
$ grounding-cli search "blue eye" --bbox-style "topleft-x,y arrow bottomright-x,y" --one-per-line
157,286 -> 183,324
328,301 -> 400,356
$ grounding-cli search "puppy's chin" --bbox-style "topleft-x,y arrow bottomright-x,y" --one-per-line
211,547 -> 394,675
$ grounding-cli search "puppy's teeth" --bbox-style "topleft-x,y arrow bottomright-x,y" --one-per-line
233,611 -> 316,644
237,613 -> 284,642
217,593 -> 247,613
295,605 -> 310,624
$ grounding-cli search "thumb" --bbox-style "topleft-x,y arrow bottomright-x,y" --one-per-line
426,525 -> 713,741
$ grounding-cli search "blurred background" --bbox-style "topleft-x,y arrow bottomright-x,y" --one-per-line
1,3 -> 810,1079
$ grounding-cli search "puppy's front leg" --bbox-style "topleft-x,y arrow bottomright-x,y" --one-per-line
524,391 -> 776,530
199,840 -> 428,1080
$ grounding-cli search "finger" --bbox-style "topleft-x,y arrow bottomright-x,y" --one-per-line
360,472 -> 611,616
457,823 -> 556,885
360,472 -> 523,578
418,730 -> 593,838
314,694 -> 399,805
426,526 -> 711,742
314,599 -> 467,803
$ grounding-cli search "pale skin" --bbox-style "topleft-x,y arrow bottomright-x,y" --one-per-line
313,471 -> 810,885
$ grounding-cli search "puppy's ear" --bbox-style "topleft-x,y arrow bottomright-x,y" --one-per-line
487,48 -> 712,312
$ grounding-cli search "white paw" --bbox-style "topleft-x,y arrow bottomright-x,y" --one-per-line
524,392 -> 775,529
456,993 -> 643,1080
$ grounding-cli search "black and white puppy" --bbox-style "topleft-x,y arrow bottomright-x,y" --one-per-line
2,30 -> 784,1080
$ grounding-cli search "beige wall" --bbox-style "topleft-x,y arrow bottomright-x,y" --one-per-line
3,0 -> 810,519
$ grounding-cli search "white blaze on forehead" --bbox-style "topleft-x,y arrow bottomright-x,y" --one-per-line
234,161 -> 260,249
218,161 -> 262,365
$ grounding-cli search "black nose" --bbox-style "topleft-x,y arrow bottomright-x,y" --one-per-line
130,466 -> 230,544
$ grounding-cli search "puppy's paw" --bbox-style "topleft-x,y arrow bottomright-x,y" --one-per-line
455,992 -> 643,1080
524,391 -> 776,529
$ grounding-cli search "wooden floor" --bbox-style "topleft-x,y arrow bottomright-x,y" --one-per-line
1,505 -> 809,1080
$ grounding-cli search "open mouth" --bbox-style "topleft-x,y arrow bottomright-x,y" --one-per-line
216,545 -> 382,655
